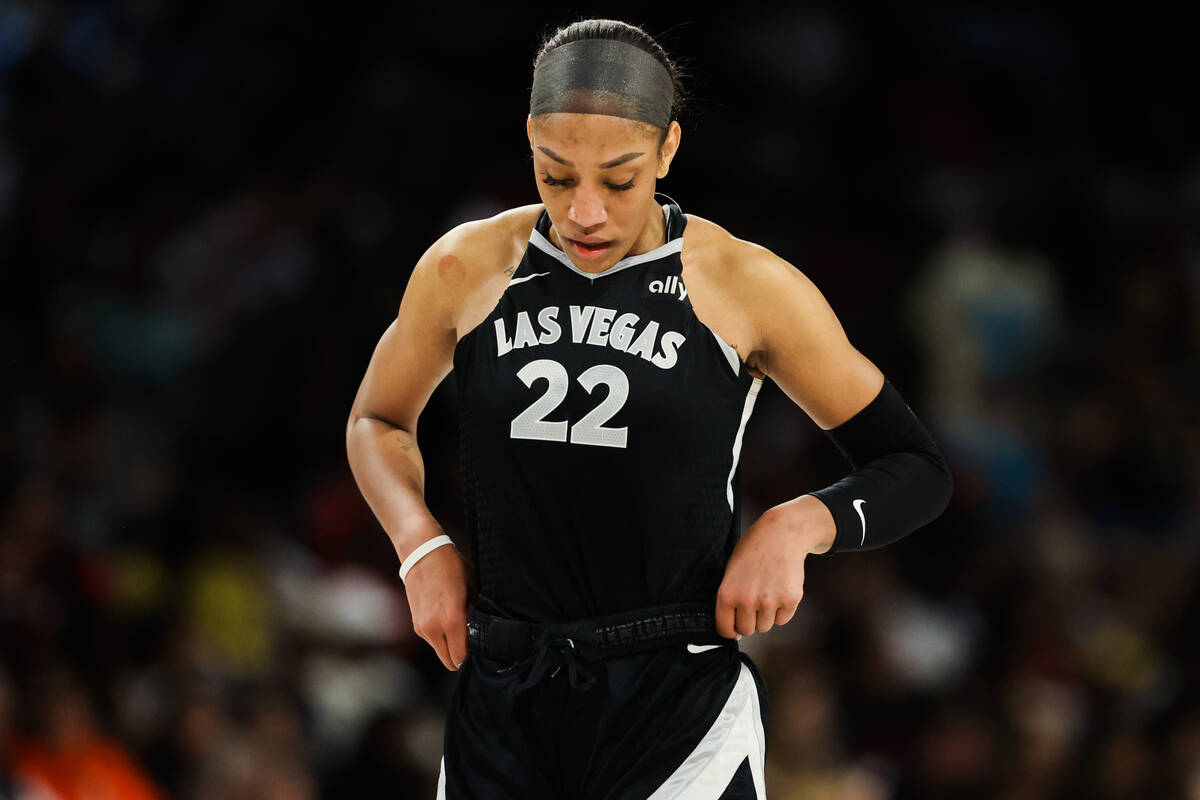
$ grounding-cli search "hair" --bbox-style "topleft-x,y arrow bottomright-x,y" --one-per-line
533,18 -> 689,150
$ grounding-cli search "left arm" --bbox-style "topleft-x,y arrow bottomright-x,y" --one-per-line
713,237 -> 953,639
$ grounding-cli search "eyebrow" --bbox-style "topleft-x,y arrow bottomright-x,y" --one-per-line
537,146 -> 644,169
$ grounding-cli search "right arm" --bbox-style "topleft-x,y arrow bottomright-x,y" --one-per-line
345,220 -> 495,671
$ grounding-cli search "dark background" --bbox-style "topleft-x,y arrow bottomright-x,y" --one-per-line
2,3 -> 1197,799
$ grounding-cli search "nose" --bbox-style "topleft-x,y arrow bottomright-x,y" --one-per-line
568,186 -> 607,230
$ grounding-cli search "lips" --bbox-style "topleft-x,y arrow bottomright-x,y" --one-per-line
567,238 -> 613,260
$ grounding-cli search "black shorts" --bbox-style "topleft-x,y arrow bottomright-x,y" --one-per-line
437,639 -> 769,799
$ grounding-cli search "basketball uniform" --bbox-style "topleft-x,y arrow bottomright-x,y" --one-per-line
441,193 -> 769,799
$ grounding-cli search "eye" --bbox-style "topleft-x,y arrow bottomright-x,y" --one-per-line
539,173 -> 635,192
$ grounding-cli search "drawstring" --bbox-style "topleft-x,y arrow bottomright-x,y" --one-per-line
511,634 -> 596,692
468,600 -> 727,692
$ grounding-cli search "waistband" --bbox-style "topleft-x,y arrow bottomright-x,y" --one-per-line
466,600 -> 734,692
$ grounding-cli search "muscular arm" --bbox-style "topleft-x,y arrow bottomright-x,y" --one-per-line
735,238 -> 952,553
346,215 -> 515,670
734,244 -> 950,554
712,229 -> 952,639
345,241 -> 461,564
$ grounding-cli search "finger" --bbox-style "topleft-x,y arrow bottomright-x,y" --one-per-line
426,629 -> 455,671
756,607 -> 775,634
775,603 -> 797,627
446,621 -> 469,669
715,596 -> 737,639
734,605 -> 756,637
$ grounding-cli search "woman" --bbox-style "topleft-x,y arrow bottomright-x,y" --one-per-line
346,18 -> 952,799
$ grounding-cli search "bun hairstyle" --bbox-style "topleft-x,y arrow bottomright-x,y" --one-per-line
532,19 -> 688,148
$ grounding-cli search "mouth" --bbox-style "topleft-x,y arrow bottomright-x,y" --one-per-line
567,238 -> 613,260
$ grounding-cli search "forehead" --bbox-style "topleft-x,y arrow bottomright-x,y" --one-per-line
530,113 -> 658,154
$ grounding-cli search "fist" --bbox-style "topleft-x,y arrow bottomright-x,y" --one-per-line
715,497 -> 834,639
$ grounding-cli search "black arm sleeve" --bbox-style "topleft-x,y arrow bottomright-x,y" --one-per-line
808,379 -> 953,553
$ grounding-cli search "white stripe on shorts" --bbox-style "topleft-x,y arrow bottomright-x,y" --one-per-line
437,754 -> 446,799
647,661 -> 767,799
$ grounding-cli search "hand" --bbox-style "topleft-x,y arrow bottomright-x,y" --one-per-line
715,495 -> 834,639
400,525 -> 477,671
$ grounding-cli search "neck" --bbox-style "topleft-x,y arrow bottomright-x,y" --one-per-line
630,201 -> 668,256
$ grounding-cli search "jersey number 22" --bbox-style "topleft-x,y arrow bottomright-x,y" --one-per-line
510,358 -> 628,449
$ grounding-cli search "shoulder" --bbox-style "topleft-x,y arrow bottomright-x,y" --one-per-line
408,203 -> 543,331
430,203 -> 542,276
681,212 -> 849,371
682,212 -> 807,286
682,211 -> 832,342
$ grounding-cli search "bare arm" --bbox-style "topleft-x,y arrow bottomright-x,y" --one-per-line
346,249 -> 459,562
743,246 -> 886,433
745,244 -> 951,555
715,233 -> 938,639
740,239 -> 886,556
346,219 -> 497,670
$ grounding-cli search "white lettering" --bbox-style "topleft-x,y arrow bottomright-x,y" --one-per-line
569,305 -> 596,343
626,319 -> 660,361
494,318 -> 513,356
494,304 -> 685,370
586,307 -> 616,346
537,306 -> 561,345
608,312 -> 640,352
513,311 -> 540,349
651,330 -> 686,369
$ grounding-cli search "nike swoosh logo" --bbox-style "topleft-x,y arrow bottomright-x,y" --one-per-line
687,643 -> 722,654
508,271 -> 550,287
852,498 -> 867,546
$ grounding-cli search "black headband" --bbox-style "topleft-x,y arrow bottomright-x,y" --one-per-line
530,39 -> 674,128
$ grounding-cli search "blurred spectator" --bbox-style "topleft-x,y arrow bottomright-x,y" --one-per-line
908,169 -> 1060,526
1,668 -> 62,800
10,669 -> 163,800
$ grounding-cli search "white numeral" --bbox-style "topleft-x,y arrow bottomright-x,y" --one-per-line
511,359 -> 570,442
510,359 -> 629,449
571,364 -> 628,448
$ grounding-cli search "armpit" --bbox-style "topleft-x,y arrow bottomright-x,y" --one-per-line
746,349 -> 768,380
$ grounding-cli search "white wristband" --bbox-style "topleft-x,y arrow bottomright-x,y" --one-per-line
398,534 -> 456,584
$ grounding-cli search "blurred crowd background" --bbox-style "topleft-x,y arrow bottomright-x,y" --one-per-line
2,2 -> 1197,799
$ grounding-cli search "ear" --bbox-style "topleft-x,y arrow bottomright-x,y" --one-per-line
526,115 -> 534,149
656,120 -> 682,179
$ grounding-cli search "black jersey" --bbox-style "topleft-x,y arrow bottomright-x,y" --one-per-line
453,193 -> 763,622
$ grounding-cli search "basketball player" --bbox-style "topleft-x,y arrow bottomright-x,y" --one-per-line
346,19 -> 953,799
